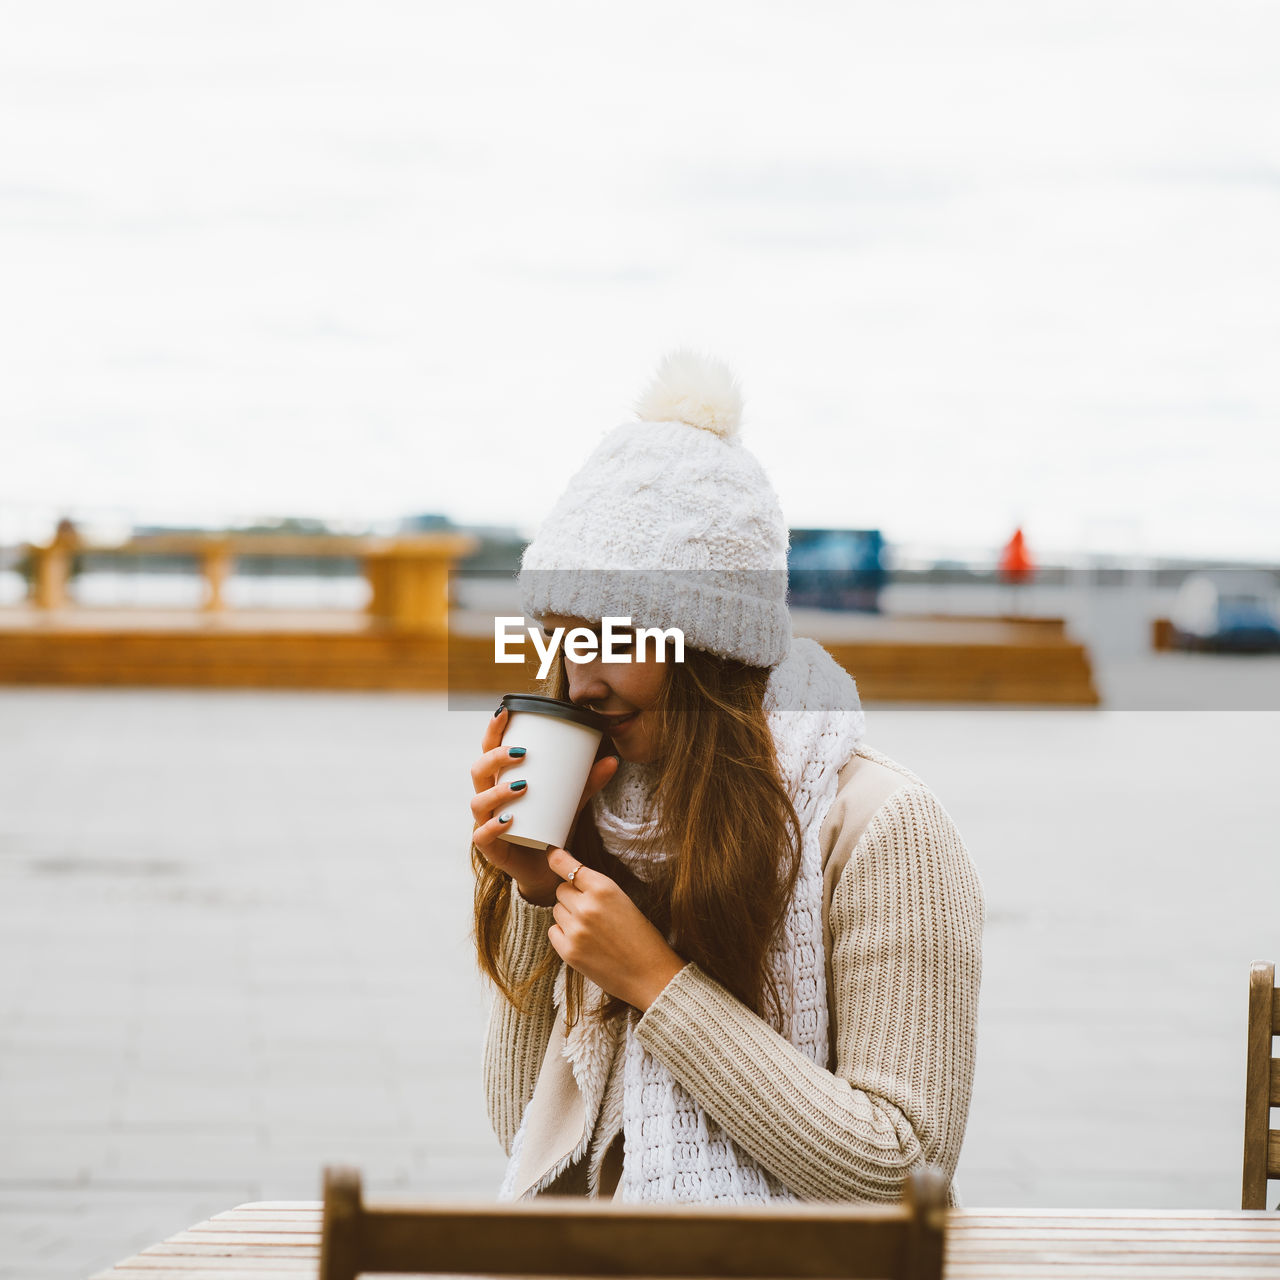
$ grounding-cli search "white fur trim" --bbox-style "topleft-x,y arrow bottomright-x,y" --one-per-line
634,349 -> 744,440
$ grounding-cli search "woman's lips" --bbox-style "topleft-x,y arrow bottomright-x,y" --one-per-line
602,711 -> 638,734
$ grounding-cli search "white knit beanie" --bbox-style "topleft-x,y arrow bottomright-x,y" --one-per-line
518,349 -> 792,668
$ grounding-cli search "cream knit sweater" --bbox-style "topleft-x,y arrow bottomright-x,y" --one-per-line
482,743 -> 985,1205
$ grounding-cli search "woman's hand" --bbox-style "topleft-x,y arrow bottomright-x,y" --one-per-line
545,846 -> 687,1012
470,706 -> 619,907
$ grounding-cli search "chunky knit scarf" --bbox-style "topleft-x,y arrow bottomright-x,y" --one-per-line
500,637 -> 864,1203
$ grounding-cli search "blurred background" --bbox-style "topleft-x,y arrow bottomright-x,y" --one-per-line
2,2 -> 1279,1277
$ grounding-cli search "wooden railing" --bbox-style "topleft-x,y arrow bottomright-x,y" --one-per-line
7,531 -> 1100,702
20,528 -> 478,636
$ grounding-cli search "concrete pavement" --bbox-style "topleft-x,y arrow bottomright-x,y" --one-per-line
1,684 -> 1278,1277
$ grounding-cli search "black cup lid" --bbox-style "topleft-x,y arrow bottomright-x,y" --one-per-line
499,693 -> 608,732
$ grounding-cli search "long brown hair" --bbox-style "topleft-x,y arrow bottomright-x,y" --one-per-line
471,644 -> 803,1031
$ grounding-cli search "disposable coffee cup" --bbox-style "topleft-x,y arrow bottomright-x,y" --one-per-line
496,694 -> 609,850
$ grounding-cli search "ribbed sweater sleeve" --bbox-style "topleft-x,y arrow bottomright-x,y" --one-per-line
633,783 -> 984,1202
481,886 -> 558,1156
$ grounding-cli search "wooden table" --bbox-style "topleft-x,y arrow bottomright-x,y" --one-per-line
90,1202 -> 1280,1279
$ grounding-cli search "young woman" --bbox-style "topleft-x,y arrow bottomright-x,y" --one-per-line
469,351 -> 985,1205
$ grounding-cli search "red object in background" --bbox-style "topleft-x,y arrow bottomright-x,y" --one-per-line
998,527 -> 1036,583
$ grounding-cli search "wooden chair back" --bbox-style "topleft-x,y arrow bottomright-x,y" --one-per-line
1243,959 -> 1280,1209
319,1164 -> 949,1280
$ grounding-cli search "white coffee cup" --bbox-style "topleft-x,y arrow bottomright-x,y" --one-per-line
496,694 -> 608,850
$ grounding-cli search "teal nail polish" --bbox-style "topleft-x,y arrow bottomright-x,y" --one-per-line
498,812 -> 512,823
507,747 -> 526,758
509,779 -> 527,791
493,706 -> 505,717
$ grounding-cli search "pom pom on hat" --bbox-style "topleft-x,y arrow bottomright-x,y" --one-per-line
634,348 -> 744,441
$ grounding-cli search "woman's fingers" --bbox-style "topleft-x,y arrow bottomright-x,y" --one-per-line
547,844 -> 598,889
469,775 -> 529,825
474,811 -> 559,900
481,705 -> 507,753
472,709 -> 529,794
470,741 -> 529,795
472,811 -> 519,869
471,707 -> 560,897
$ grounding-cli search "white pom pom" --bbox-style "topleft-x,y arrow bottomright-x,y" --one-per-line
634,348 -> 744,440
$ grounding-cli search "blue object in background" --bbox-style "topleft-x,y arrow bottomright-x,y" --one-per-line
787,529 -> 887,612
1169,572 -> 1280,653
1212,593 -> 1280,652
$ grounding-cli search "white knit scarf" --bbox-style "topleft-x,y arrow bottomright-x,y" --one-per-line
499,637 -> 864,1203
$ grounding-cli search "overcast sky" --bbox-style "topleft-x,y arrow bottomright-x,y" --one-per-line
3,2 -> 1278,561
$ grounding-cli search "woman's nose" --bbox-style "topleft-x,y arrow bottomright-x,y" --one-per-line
566,661 -> 610,707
